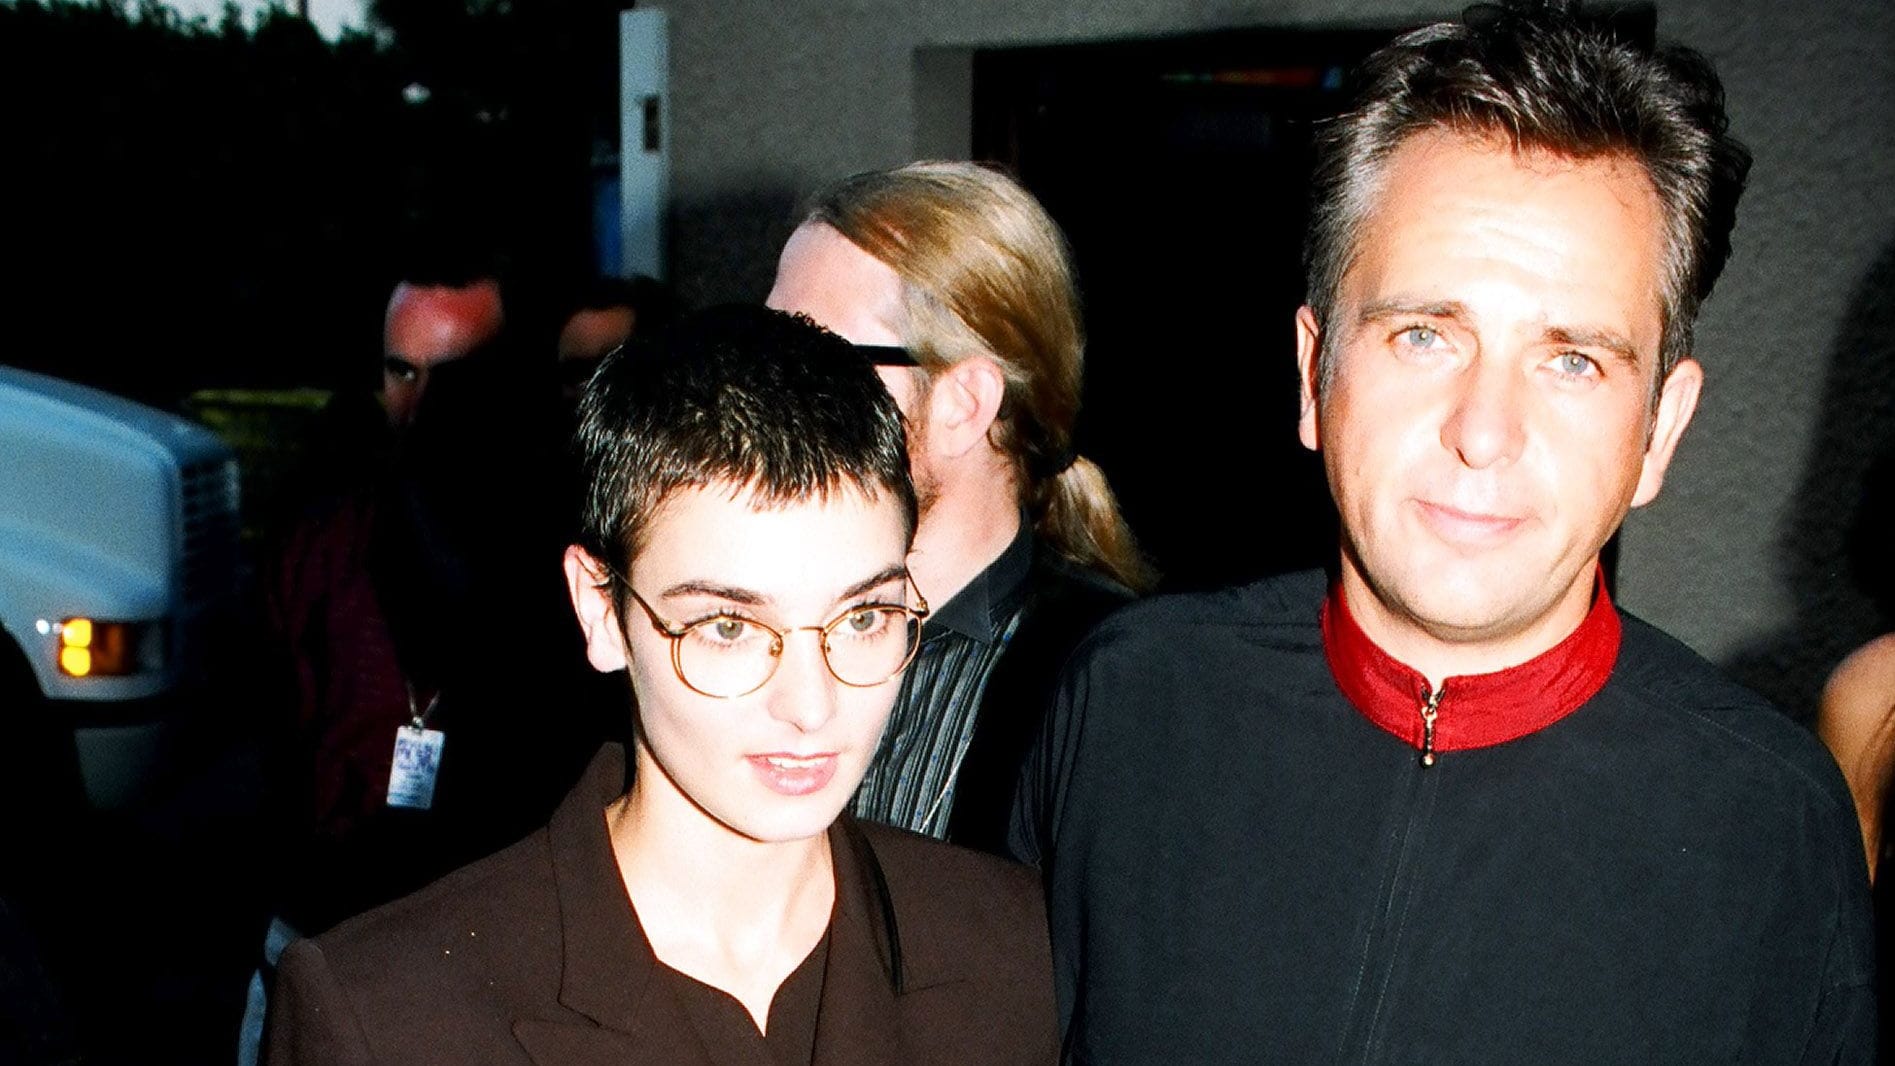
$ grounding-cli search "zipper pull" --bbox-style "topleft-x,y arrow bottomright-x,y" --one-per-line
1419,684 -> 1445,767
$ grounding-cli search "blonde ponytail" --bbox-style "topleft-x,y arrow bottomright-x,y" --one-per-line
808,161 -> 1157,592
1032,454 -> 1158,593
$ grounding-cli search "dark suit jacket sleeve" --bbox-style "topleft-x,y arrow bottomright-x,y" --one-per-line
265,939 -> 374,1066
1006,635 -> 1094,872
1799,978 -> 1875,1066
1798,915 -> 1877,1066
1005,687 -> 1055,869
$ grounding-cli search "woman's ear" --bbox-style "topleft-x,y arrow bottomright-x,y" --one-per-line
564,545 -> 629,672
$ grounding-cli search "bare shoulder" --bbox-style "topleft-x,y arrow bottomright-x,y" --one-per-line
1818,633 -> 1895,878
1819,633 -> 1895,770
1826,634 -> 1895,710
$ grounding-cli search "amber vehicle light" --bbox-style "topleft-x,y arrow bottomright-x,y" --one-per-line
56,618 -> 157,678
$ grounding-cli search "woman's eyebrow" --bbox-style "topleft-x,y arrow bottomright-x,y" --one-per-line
655,564 -> 907,608
656,580 -> 767,606
838,564 -> 909,602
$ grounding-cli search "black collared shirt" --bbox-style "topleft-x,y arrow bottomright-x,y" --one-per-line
849,521 -> 1035,837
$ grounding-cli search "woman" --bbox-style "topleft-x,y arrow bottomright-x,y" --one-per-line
265,306 -> 1056,1064
1815,446 -> 1895,1055
1820,635 -> 1895,882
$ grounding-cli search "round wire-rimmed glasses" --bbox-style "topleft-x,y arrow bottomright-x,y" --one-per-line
621,578 -> 930,699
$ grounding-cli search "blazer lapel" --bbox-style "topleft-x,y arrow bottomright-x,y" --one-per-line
513,744 -> 717,1065
513,1018 -> 648,1065
811,819 -> 904,1066
528,755 -> 934,1065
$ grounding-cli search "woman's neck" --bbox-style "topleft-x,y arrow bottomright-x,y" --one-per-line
607,750 -> 836,1032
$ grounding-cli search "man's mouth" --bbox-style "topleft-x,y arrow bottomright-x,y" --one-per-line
1414,500 -> 1527,543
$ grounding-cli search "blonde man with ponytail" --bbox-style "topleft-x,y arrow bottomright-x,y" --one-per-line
768,160 -> 1147,855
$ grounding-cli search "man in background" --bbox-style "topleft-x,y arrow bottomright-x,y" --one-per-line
380,266 -> 505,428
555,274 -> 676,405
767,161 -> 1147,853
241,246 -> 613,1063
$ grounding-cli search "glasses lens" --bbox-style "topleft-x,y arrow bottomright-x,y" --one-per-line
675,615 -> 781,698
823,606 -> 921,687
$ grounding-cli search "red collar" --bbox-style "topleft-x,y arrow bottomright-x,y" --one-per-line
1320,571 -> 1621,758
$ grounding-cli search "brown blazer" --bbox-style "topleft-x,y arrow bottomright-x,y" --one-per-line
264,744 -> 1056,1065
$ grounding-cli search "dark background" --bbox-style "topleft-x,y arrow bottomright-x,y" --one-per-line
0,5 -> 631,1062
0,0 -> 623,406
0,3 -> 1889,1059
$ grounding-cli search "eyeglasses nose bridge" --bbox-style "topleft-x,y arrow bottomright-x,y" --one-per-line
761,623 -> 840,688
776,623 -> 831,653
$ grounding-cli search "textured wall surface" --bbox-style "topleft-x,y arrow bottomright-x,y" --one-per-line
648,0 -> 1895,716
1621,3 -> 1895,717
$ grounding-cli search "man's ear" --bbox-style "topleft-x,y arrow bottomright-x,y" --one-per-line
563,545 -> 628,673
1295,305 -> 1323,453
1630,356 -> 1703,508
922,355 -> 1008,460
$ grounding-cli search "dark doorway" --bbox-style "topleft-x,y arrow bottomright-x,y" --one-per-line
972,27 -> 1395,591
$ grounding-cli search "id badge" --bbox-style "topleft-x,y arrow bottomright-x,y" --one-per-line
388,726 -> 445,810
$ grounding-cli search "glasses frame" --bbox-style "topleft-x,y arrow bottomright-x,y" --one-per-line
852,343 -> 919,367
619,577 -> 930,699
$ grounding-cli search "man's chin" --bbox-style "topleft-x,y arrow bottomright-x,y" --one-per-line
1410,607 -> 1540,650
1387,584 -> 1589,668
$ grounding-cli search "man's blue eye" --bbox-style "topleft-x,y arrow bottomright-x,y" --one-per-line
1400,326 -> 1440,348
1555,352 -> 1597,377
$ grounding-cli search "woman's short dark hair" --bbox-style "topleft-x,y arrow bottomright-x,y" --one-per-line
572,305 -> 915,594
1304,0 -> 1752,390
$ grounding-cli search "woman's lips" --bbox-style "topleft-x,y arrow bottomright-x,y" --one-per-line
747,753 -> 839,796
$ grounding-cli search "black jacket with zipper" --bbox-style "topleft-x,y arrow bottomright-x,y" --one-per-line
1013,569 -> 1875,1065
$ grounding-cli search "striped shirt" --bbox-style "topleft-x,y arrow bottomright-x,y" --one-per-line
849,524 -> 1033,837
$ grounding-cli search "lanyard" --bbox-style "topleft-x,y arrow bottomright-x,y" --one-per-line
404,681 -> 442,731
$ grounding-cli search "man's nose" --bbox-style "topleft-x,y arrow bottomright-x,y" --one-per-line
765,629 -> 841,733
1439,358 -> 1527,469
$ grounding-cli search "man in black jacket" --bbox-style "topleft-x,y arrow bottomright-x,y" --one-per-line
767,162 -> 1147,854
1014,3 -> 1876,1061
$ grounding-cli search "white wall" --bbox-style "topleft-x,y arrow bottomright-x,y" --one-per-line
648,0 -> 1895,713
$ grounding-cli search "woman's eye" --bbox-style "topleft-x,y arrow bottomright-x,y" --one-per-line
707,617 -> 751,643
842,609 -> 888,636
